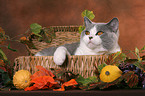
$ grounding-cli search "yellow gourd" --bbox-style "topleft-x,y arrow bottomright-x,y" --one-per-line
13,70 -> 31,89
99,65 -> 122,83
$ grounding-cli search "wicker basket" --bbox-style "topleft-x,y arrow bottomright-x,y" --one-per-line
26,26 -> 80,55
14,26 -> 108,78
14,55 -> 107,78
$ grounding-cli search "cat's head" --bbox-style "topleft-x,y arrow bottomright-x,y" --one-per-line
80,16 -> 119,50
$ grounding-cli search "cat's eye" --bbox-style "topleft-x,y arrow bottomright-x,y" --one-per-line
96,31 -> 104,35
85,31 -> 90,35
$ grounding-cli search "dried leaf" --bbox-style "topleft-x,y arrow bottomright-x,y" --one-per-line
36,66 -> 55,77
53,79 -> 78,91
0,67 -> 6,71
88,76 -> 123,90
31,76 -> 57,89
31,66 -> 55,80
63,79 -> 78,87
30,70 -> 46,80
24,86 -> 38,91
123,71 -> 138,88
105,52 -> 126,66
25,76 -> 58,91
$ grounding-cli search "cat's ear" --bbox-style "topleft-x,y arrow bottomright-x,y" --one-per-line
107,18 -> 119,32
84,16 -> 92,27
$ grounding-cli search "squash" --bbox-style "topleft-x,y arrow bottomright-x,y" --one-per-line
13,70 -> 31,89
99,65 -> 122,83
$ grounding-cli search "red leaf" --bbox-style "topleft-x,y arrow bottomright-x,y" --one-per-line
0,66 -> 6,72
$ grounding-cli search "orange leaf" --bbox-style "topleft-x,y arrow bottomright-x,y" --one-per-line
30,66 -> 55,80
53,86 -> 65,91
31,76 -> 58,89
30,70 -> 46,80
36,66 -> 55,77
24,86 -> 38,91
53,79 -> 78,91
63,79 -> 78,87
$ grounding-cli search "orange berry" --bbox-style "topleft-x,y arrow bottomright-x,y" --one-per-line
20,36 -> 27,41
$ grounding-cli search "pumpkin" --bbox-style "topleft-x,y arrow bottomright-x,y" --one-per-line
13,70 -> 31,89
99,65 -> 122,83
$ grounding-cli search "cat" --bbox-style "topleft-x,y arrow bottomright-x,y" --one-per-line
35,16 -> 121,65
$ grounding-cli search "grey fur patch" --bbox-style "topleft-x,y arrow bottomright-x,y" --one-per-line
96,23 -> 119,50
35,42 -> 80,56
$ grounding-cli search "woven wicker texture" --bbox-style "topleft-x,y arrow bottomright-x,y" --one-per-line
15,26 -> 108,78
26,26 -> 80,55
14,55 -> 107,78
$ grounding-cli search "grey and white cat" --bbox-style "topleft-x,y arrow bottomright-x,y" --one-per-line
35,16 -> 121,65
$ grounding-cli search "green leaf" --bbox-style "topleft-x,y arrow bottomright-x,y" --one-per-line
0,48 -> 8,61
76,75 -> 85,83
135,47 -> 142,61
78,25 -> 85,34
76,75 -> 99,86
134,61 -> 145,71
97,63 -> 107,73
81,10 -> 95,20
0,69 -> 11,85
7,44 -> 17,52
30,23 -> 42,37
87,76 -> 123,90
141,45 -> 145,52
135,47 -> 139,56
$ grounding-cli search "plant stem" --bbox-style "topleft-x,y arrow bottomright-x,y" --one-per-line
11,29 -> 30,40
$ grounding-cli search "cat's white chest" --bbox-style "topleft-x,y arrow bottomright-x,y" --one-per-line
74,43 -> 107,55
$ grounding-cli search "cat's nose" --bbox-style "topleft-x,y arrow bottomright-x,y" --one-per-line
89,37 -> 93,40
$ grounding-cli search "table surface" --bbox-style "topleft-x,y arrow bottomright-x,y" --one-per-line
0,89 -> 145,96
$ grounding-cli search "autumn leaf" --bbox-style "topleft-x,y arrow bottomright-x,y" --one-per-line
31,76 -> 57,89
85,76 -> 123,90
25,66 -> 58,91
31,66 -> 55,79
123,71 -> 138,88
36,66 -> 55,77
24,86 -> 38,91
25,76 -> 58,91
105,52 -> 126,66
53,79 -> 78,91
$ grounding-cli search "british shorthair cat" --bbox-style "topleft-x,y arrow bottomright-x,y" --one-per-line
35,16 -> 121,65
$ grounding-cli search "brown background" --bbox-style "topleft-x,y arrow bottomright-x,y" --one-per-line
0,0 -> 145,65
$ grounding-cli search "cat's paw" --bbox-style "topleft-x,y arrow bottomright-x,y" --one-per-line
53,46 -> 68,65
